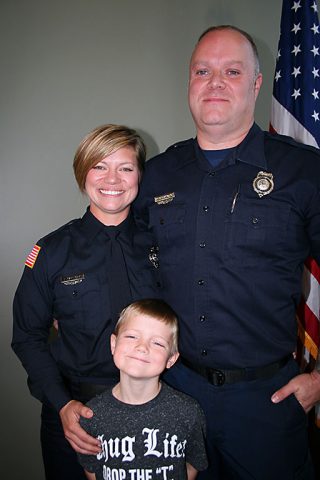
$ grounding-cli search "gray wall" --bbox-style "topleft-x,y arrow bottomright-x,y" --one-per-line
1,0 -> 308,477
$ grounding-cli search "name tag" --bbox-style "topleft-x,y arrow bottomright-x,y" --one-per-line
154,192 -> 175,205
60,273 -> 85,286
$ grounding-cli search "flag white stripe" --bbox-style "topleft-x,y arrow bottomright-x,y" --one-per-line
302,267 -> 320,319
271,97 -> 319,148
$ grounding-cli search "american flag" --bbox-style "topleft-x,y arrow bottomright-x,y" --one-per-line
270,0 -> 320,425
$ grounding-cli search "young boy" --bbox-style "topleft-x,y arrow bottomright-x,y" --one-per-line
77,299 -> 208,480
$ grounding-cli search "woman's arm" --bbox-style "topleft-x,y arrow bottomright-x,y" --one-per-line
84,470 -> 96,480
186,463 -> 198,480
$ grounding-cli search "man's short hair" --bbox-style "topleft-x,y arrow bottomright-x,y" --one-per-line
197,25 -> 260,77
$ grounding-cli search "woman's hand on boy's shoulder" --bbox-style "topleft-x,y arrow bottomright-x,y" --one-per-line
59,400 -> 101,455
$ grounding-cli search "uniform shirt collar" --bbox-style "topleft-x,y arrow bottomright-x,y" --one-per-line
80,207 -> 134,243
194,123 -> 267,170
234,123 -> 267,168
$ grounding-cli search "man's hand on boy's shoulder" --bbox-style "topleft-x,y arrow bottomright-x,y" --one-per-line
59,399 -> 101,455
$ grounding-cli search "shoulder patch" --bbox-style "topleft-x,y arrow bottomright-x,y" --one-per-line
165,138 -> 194,152
25,244 -> 41,269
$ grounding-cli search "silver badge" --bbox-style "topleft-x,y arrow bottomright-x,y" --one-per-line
253,171 -> 274,198
149,245 -> 159,269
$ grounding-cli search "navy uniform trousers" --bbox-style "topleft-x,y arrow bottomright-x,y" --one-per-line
41,402 -> 86,480
163,358 -> 314,480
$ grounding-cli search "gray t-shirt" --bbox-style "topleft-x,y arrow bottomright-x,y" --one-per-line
78,382 -> 208,479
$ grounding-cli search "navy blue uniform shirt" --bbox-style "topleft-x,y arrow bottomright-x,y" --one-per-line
12,209 -> 160,412
134,123 -> 320,369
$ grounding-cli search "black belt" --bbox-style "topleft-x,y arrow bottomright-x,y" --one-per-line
180,355 -> 291,386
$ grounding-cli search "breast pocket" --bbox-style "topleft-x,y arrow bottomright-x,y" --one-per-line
148,203 -> 186,265
53,273 -> 103,331
223,200 -> 290,267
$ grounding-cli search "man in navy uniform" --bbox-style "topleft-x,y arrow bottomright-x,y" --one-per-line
134,26 -> 320,479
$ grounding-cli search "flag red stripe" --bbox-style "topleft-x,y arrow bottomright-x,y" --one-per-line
297,302 -> 320,347
305,257 -> 320,285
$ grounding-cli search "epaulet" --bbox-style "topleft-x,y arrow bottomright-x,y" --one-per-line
38,218 -> 79,243
49,218 -> 78,234
165,138 -> 194,152
65,218 -> 78,227
266,131 -> 320,155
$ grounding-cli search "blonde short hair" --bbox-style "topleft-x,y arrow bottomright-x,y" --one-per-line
114,299 -> 179,355
73,124 -> 146,192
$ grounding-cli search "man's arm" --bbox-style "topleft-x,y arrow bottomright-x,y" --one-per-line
271,370 -> 320,412
272,179 -> 320,412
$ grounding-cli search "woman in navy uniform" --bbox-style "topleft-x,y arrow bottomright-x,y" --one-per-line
12,124 -> 160,479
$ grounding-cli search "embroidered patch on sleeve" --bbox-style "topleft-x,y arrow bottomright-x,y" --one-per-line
25,244 -> 41,269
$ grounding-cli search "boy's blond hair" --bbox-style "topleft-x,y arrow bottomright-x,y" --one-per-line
114,299 -> 179,355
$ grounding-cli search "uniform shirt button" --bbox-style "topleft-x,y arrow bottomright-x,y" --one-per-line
203,206 -> 209,212
209,172 -> 215,177
252,217 -> 259,224
72,290 -> 78,297
198,279 -> 204,285
199,242 -> 206,248
201,349 -> 207,356
199,315 -> 206,322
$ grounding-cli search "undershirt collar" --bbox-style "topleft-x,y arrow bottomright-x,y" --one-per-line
201,147 -> 235,168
